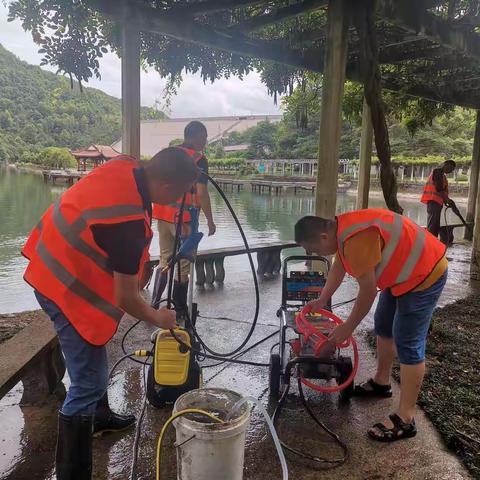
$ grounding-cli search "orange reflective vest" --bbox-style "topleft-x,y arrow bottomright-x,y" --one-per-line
421,171 -> 448,205
152,146 -> 204,223
22,156 -> 153,346
336,209 -> 446,296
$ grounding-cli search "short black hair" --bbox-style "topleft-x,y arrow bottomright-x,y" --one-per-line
145,147 -> 198,184
184,121 -> 207,140
295,216 -> 332,243
443,160 -> 456,169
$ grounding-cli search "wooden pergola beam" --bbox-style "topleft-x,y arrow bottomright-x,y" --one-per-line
96,0 -> 323,72
377,0 -> 480,61
93,0 -> 480,109
167,0 -> 267,15
230,0 -> 328,32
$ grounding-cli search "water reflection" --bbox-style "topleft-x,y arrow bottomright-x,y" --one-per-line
0,168 -> 466,313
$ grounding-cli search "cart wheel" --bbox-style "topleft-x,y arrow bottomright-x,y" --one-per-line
337,356 -> 355,401
269,353 -> 281,399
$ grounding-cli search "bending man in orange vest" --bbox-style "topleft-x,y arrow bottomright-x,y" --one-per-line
421,160 -> 456,237
152,121 -> 216,317
22,148 -> 198,480
295,208 -> 447,442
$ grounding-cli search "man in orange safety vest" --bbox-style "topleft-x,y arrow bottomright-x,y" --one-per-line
420,160 -> 456,237
22,147 -> 199,480
295,208 -> 447,443
152,121 -> 216,316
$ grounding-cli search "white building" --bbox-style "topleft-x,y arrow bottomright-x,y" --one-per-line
112,115 -> 281,157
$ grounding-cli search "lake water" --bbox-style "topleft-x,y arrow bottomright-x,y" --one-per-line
0,167 -> 466,313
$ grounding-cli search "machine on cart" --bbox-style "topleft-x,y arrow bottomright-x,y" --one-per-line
269,255 -> 356,401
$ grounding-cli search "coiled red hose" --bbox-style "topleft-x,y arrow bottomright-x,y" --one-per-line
295,305 -> 359,393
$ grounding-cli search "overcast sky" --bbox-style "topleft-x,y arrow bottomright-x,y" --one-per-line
0,5 -> 281,118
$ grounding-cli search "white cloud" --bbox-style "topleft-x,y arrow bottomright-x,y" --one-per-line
0,5 -> 281,117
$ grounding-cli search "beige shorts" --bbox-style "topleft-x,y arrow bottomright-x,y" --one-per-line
157,220 -> 192,282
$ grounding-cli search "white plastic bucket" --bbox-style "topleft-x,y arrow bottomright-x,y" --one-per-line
173,388 -> 251,480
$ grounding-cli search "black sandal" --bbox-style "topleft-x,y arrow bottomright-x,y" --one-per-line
353,378 -> 393,398
368,413 -> 417,443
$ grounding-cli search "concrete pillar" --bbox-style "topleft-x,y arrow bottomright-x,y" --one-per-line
315,0 -> 348,219
466,110 -> 480,241
282,162 -> 285,176
410,166 -> 415,182
356,98 -> 373,210
121,23 -> 141,160
421,166 -> 425,180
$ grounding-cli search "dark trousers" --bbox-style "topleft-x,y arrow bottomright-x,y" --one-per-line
426,201 -> 443,237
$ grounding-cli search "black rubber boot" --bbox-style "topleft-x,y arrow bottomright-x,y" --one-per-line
151,268 -> 168,309
56,412 -> 93,480
93,392 -> 135,437
173,281 -> 189,322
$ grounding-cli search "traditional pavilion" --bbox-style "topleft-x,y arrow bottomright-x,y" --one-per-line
70,144 -> 121,171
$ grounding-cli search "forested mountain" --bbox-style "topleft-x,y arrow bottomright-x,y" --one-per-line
0,44 -> 166,163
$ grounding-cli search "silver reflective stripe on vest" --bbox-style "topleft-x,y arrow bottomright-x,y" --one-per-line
52,202 -> 112,274
395,226 -> 426,284
338,217 -> 398,247
36,240 -> 123,322
338,213 -> 421,283
375,213 -> 402,279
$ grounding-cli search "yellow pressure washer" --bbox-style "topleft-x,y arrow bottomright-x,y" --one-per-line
146,324 -> 202,408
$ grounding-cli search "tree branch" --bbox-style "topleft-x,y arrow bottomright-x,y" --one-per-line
353,0 -> 403,214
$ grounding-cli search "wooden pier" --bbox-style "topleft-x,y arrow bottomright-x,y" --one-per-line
213,178 -> 245,192
42,170 -> 85,184
250,180 -> 350,195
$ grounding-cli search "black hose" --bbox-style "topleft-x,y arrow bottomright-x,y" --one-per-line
272,374 -> 347,466
181,173 -> 260,357
202,330 -> 278,370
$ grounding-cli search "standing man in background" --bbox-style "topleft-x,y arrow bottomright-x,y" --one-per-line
152,121 -> 216,317
421,160 -> 456,237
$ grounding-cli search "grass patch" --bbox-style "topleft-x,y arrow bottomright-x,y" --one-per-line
366,295 -> 480,478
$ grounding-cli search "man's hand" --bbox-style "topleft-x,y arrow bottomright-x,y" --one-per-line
114,272 -> 177,329
208,221 -> 216,236
153,307 -> 177,330
306,298 -> 327,313
446,199 -> 457,211
329,322 -> 354,346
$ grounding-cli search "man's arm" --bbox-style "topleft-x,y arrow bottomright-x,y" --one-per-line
197,182 -> 216,236
307,258 -> 346,311
114,272 -> 176,329
433,169 -> 450,203
328,268 -> 377,345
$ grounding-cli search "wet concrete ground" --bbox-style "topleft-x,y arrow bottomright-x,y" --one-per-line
1,242 -> 477,480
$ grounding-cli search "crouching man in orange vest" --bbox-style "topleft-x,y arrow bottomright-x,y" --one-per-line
22,148 -> 198,480
152,121 -> 216,317
421,160 -> 456,237
295,208 -> 447,442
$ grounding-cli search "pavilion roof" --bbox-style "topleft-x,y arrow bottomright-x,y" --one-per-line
71,144 -> 121,159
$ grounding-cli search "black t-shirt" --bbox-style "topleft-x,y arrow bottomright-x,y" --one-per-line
432,167 -> 446,192
90,167 -> 151,275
